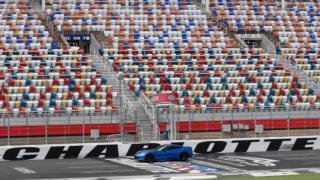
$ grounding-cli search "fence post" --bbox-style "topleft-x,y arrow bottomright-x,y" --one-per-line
211,109 -> 214,138
288,108 -> 291,136
175,109 -> 179,140
121,108 -> 126,142
306,109 -> 310,136
252,110 -> 255,138
188,110 -> 192,138
82,115 -> 85,143
45,113 -> 48,144
26,115 -> 29,145
269,108 -> 272,136
221,109 -> 224,138
7,117 -> 10,145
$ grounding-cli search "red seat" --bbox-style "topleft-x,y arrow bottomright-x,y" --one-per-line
0,94 -> 5,101
38,100 -> 44,107
30,86 -> 36,93
106,98 -> 112,105
84,99 -> 90,106
47,86 -> 52,92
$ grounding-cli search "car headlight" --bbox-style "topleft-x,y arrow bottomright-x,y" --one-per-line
137,152 -> 146,156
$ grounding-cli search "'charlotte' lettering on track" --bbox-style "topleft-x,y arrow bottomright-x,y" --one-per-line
0,137 -> 318,161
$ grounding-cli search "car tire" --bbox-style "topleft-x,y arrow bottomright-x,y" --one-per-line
179,152 -> 188,161
145,154 -> 155,163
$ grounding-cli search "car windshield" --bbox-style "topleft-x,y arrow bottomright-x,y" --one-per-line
154,145 -> 168,151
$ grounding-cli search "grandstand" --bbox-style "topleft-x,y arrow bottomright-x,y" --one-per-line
0,0 -> 320,144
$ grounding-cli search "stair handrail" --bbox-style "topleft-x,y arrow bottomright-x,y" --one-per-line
121,94 -> 137,120
272,54 -> 320,94
139,92 -> 160,141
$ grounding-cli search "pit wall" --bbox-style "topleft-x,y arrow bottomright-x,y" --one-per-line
0,136 -> 319,161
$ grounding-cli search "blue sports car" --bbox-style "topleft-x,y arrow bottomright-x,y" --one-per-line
134,144 -> 193,163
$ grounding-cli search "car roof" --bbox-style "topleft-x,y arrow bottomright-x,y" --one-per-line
162,144 -> 181,147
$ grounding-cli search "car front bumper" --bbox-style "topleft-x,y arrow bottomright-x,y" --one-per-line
134,155 -> 145,161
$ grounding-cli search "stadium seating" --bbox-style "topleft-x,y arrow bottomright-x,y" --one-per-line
0,0 -> 318,140
0,2 -> 117,115
46,0 -> 320,112
211,0 -> 320,83
86,0 -> 318,112
0,48 -> 118,115
0,2 -> 57,49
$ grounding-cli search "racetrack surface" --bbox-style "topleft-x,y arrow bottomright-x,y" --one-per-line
1,150 -> 320,179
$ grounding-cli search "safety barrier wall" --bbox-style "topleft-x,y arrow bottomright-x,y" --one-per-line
0,136 -> 319,161
1,118 -> 320,137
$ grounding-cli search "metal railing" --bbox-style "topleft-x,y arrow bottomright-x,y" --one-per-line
121,95 -> 137,120
0,104 -> 320,145
139,92 -> 160,140
156,107 -> 320,141
0,111 -> 137,146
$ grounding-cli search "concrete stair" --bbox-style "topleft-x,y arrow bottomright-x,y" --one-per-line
89,37 -> 155,141
92,32 -> 113,49
31,0 -> 69,48
194,2 -> 242,48
275,55 -> 320,95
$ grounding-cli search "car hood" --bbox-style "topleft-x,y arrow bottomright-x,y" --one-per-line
135,150 -> 154,155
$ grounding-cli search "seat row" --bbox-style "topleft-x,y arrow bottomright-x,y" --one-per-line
0,106 -> 117,115
173,102 -> 320,112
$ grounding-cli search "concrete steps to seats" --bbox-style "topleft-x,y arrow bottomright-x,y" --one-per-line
93,32 -> 113,49
194,1 -> 243,48
88,38 -> 155,141
39,14 -> 69,48
32,1 -> 69,48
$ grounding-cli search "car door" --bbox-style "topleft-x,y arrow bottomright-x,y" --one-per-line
153,146 -> 169,160
161,146 -> 179,160
167,146 -> 181,160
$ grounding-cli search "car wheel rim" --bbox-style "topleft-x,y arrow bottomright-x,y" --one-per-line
147,156 -> 153,162
181,154 -> 187,161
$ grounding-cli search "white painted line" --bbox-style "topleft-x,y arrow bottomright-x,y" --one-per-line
191,159 -> 247,173
217,155 -> 279,167
115,178 -> 154,180
281,157 -> 320,160
170,175 -> 218,180
201,158 -> 246,167
69,165 -> 117,169
25,174 -> 217,180
13,167 -> 36,174
309,169 -> 320,173
56,162 -> 103,165
108,158 -> 179,173
250,171 -> 299,177
111,174 -> 218,180
80,170 -> 135,174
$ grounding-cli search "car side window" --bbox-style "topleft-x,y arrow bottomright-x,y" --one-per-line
166,146 -> 180,151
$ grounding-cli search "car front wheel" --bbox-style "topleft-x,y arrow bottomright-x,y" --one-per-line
145,154 -> 155,163
179,152 -> 188,161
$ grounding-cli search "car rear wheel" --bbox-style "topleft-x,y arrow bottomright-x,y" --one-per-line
179,152 -> 188,161
145,154 -> 155,163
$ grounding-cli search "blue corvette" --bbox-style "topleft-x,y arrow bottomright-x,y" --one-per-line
134,144 -> 193,163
